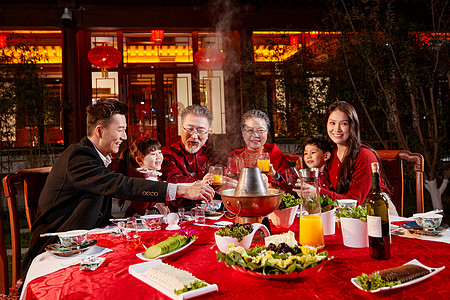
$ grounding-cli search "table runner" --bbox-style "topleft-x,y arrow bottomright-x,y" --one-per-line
25,219 -> 450,299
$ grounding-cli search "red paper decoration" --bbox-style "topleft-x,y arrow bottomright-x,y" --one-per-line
88,44 -> 122,69
194,47 -> 226,70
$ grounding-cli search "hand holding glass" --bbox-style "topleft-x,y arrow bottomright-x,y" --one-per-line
257,152 -> 270,174
209,165 -> 223,186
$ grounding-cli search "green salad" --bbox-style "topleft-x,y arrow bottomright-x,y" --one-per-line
320,195 -> 337,212
278,193 -> 301,210
215,223 -> 253,242
356,273 -> 401,291
217,244 -> 329,275
335,205 -> 367,222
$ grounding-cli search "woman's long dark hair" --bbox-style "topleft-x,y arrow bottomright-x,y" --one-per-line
325,101 -> 391,195
325,101 -> 361,194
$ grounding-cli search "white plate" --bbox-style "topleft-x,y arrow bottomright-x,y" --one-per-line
129,260 -> 218,299
205,212 -> 224,220
351,259 -> 445,293
136,238 -> 196,261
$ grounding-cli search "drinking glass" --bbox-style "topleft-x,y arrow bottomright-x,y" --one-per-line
257,152 -> 270,174
117,221 -> 126,240
208,165 -> 223,188
225,156 -> 242,180
298,168 -> 324,247
178,208 -> 185,222
124,217 -> 140,242
194,204 -> 206,224
285,167 -> 299,189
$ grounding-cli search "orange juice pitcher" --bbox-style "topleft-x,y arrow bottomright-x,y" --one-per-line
298,168 -> 324,247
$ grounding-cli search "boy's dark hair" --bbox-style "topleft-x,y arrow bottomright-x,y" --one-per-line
302,134 -> 333,154
130,136 -> 161,166
86,98 -> 128,136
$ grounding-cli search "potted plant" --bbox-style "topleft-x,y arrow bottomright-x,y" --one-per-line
335,205 -> 368,248
320,196 -> 337,235
269,193 -> 301,228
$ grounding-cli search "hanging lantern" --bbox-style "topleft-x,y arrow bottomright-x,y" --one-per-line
290,35 -> 299,47
88,44 -> 122,78
194,47 -> 226,77
0,34 -> 7,48
151,30 -> 164,44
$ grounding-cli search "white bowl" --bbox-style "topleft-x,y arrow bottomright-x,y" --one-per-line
214,223 -> 270,253
141,214 -> 164,230
58,230 -> 88,247
337,199 -> 358,209
414,214 -> 443,230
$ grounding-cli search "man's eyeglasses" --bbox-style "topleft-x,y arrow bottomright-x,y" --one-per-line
243,127 -> 268,136
182,125 -> 209,136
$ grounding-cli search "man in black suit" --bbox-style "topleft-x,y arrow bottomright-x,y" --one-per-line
21,99 -> 214,277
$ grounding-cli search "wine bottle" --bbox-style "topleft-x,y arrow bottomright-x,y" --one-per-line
366,162 -> 390,260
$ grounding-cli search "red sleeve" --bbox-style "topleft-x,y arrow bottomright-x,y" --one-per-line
160,144 -> 198,184
320,148 -> 389,204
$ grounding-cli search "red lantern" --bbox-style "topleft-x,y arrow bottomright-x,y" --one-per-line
88,44 -> 122,77
0,34 -> 7,48
194,47 -> 226,70
151,30 -> 164,44
290,35 -> 299,47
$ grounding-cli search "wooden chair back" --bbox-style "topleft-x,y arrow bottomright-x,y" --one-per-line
0,215 -> 9,295
2,167 -> 52,293
376,150 -> 424,216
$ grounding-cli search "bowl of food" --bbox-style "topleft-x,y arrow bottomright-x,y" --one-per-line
336,199 -> 358,209
141,214 -> 164,230
58,230 -> 88,247
414,213 -> 443,230
214,223 -> 269,253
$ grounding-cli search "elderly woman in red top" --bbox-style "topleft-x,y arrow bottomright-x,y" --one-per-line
300,101 -> 397,214
228,109 -> 291,191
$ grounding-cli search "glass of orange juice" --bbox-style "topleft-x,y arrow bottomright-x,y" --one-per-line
298,168 -> 324,247
257,152 -> 270,174
208,165 -> 223,188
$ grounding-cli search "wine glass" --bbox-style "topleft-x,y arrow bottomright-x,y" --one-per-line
177,208 -> 185,223
225,156 -> 242,180
257,152 -> 270,174
285,167 -> 300,189
117,221 -> 126,240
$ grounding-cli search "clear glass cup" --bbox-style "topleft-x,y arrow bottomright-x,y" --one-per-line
225,156 -> 242,180
117,221 -> 126,240
208,165 -> 224,189
257,152 -> 270,174
298,168 -> 324,247
194,204 -> 206,224
178,208 -> 185,222
285,167 -> 299,189
124,217 -> 140,242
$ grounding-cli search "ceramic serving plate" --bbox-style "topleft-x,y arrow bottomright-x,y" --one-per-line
230,259 -> 330,280
400,222 -> 449,236
351,259 -> 445,293
136,239 -> 196,261
129,260 -> 218,300
45,239 -> 97,257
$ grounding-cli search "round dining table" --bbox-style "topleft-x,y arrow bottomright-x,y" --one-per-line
25,217 -> 449,299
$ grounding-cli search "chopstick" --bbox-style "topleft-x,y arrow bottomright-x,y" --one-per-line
40,232 -> 61,237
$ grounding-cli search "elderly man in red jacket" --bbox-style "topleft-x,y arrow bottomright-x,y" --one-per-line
161,104 -> 236,211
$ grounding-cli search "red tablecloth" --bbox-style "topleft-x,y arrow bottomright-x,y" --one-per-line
26,219 -> 449,299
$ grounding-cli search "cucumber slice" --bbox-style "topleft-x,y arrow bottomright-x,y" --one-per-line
144,245 -> 163,259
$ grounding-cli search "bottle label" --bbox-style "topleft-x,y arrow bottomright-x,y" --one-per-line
367,215 -> 382,238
